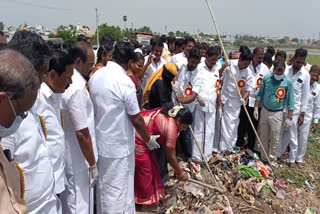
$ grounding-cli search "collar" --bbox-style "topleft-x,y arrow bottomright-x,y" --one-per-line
41,82 -> 55,99
74,69 -> 87,83
311,81 -> 318,90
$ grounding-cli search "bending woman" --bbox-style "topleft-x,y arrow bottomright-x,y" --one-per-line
134,104 -> 192,209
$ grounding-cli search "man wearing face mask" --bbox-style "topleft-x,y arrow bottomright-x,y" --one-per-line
2,32 -> 62,213
60,42 -> 98,214
254,61 -> 294,166
0,49 -> 39,214
279,48 -> 310,168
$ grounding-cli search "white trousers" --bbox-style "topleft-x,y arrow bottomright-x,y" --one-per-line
213,105 -> 222,152
297,119 -> 312,163
220,100 -> 241,152
192,108 -> 216,162
60,145 -> 93,214
97,153 -> 135,214
279,111 -> 300,163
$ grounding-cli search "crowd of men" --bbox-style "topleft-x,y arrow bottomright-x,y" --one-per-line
0,30 -> 319,214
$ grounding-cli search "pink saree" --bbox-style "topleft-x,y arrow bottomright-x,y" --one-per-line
134,108 -> 178,205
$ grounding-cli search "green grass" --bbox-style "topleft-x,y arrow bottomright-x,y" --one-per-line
307,55 -> 320,65
275,128 -> 320,196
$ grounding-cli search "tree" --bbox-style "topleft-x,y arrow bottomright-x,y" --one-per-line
292,38 -> 299,43
93,24 -> 123,42
49,30 -> 77,42
0,22 -> 4,31
168,31 -> 175,37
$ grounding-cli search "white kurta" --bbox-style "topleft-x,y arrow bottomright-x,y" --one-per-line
142,56 -> 166,91
37,83 -> 65,194
177,64 -> 203,113
1,106 -> 59,214
192,61 -> 220,161
297,82 -> 320,163
171,51 -> 188,70
220,63 -> 253,152
248,62 -> 271,107
60,69 -> 98,214
280,66 -> 310,163
89,61 -> 140,214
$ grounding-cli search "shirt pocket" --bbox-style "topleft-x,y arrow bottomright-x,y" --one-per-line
293,80 -> 302,94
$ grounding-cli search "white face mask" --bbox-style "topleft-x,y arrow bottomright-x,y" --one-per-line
0,116 -> 23,137
0,97 -> 25,137
274,74 -> 284,81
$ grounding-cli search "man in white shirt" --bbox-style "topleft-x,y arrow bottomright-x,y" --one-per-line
3,32 -> 60,213
192,47 -> 222,161
237,47 -> 271,151
60,42 -> 98,214
89,42 -> 159,214
280,48 -> 310,167
176,48 -> 202,160
142,39 -> 166,90
219,48 -> 253,152
0,49 -> 40,214
296,66 -> 320,165
171,37 -> 196,70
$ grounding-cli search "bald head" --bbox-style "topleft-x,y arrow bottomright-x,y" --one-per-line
72,41 -> 95,79
0,49 -> 39,99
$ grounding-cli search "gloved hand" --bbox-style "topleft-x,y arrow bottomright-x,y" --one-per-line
240,98 -> 246,106
253,107 -> 259,121
89,163 -> 99,187
283,118 -> 293,131
177,171 -> 189,181
147,135 -> 160,150
172,81 -> 180,95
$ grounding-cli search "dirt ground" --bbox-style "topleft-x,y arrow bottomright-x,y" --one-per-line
137,134 -> 320,214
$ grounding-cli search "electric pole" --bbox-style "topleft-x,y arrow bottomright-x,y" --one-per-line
95,8 -> 99,46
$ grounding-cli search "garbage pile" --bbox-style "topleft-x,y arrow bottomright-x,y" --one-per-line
162,148 -> 319,214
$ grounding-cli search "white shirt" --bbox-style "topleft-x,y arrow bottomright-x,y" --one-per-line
196,61 -> 220,112
163,43 -> 169,52
1,106 -> 57,213
305,63 -> 312,72
178,63 -> 203,112
89,61 -> 140,159
37,82 -> 65,194
171,52 -> 188,70
142,56 -> 166,90
62,69 -> 98,171
305,82 -> 320,124
248,62 -> 271,107
285,66 -> 310,113
221,63 -> 253,107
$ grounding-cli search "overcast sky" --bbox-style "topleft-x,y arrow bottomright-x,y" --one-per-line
1,0 -> 319,39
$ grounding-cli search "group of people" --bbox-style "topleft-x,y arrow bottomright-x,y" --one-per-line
0,30 -> 319,214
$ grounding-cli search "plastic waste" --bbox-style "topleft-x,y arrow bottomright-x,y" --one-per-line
305,180 -> 315,191
276,190 -> 286,200
275,180 -> 288,191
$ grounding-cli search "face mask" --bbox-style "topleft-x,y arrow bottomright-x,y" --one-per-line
0,116 -> 23,137
274,74 -> 284,81
0,97 -> 24,137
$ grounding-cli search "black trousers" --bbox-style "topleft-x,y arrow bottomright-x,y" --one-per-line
236,104 -> 260,150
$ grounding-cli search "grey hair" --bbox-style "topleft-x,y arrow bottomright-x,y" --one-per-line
0,49 -> 40,99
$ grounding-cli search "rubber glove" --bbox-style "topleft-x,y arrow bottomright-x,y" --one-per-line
147,135 -> 160,150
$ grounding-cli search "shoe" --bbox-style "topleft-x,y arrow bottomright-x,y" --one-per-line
288,162 -> 296,168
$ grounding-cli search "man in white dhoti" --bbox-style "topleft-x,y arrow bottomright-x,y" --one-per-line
89,42 -> 159,214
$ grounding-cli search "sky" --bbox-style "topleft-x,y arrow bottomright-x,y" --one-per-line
1,0 -> 319,39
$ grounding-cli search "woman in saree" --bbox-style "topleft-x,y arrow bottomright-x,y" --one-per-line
134,104 -> 193,211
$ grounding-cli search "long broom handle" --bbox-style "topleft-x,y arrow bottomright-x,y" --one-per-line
204,0 -> 274,171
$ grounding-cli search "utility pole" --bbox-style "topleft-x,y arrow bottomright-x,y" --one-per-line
123,15 -> 127,30
95,8 -> 99,46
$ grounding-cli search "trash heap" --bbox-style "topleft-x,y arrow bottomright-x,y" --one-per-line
162,148 -> 318,214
